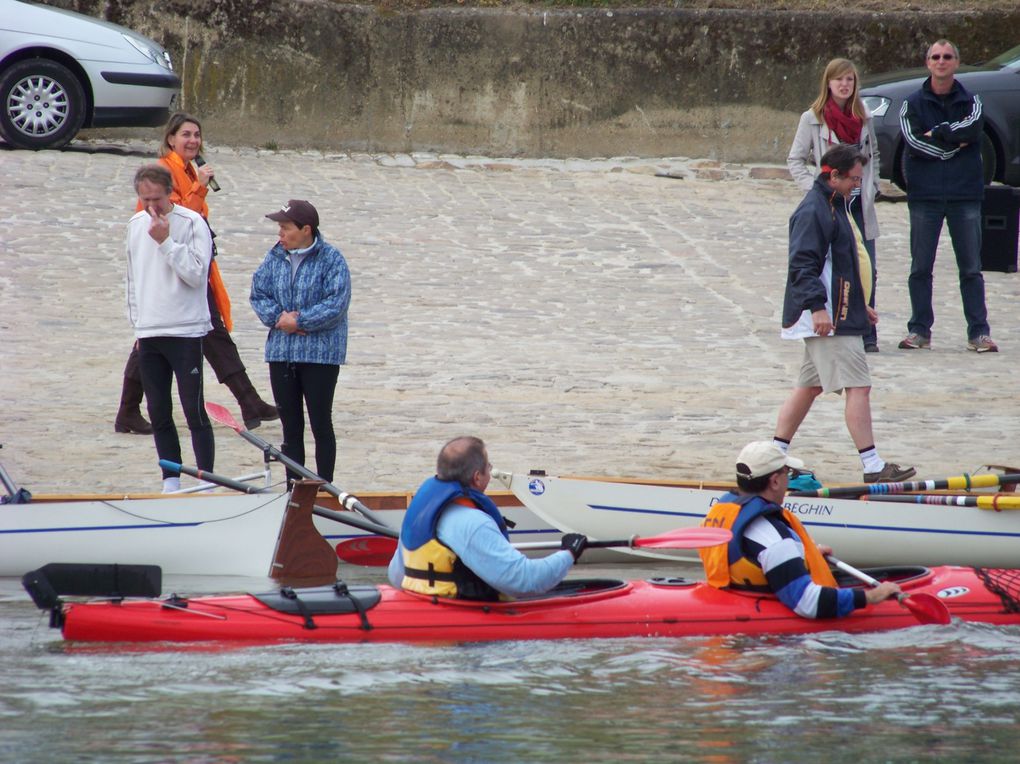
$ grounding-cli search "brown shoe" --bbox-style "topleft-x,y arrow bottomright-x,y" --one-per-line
224,371 -> 279,430
114,408 -> 152,435
863,463 -> 916,484
241,398 -> 279,431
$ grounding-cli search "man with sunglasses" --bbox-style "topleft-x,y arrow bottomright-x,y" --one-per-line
773,144 -> 915,484
898,39 -> 997,353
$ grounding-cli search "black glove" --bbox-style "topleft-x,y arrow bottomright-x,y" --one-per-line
560,533 -> 588,562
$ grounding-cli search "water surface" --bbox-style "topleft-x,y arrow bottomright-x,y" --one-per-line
2,568 -> 1018,762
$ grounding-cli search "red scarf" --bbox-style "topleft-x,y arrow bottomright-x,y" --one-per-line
823,98 -> 862,145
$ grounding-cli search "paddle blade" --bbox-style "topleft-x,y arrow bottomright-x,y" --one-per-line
631,527 -> 732,550
336,536 -> 398,566
903,593 -> 952,626
205,401 -> 243,432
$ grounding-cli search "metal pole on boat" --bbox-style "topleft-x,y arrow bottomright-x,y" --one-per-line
0,447 -> 32,504
160,461 -> 398,538
205,402 -> 394,530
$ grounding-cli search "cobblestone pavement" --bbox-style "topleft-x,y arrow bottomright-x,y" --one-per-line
2,141 -> 1018,496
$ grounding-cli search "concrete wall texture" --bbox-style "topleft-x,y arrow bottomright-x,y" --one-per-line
45,1 -> 1020,159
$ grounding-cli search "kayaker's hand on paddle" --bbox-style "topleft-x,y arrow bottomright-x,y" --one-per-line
865,581 -> 902,605
561,533 -> 588,562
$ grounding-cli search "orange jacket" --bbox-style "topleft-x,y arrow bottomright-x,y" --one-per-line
135,152 -> 231,331
160,150 -> 209,217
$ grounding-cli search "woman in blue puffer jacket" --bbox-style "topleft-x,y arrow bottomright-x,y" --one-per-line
250,199 -> 351,483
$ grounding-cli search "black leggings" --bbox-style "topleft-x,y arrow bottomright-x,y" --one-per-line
138,336 -> 215,479
269,362 -> 340,483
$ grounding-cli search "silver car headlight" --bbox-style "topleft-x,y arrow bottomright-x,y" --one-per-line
862,95 -> 891,118
122,34 -> 173,71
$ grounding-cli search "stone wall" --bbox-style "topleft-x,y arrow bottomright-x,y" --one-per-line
45,0 -> 1020,159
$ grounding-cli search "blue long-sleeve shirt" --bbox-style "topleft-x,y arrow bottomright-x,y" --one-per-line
388,503 -> 574,598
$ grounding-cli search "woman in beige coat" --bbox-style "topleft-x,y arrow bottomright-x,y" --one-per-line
788,58 -> 881,351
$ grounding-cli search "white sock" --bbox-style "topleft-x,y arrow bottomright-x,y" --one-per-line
162,476 -> 181,493
860,447 -> 885,473
772,438 -> 790,454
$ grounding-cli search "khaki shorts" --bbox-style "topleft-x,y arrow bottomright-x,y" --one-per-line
796,335 -> 871,394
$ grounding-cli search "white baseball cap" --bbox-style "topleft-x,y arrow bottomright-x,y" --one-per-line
736,441 -> 805,480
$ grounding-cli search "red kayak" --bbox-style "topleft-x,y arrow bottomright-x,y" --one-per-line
22,563 -> 1020,644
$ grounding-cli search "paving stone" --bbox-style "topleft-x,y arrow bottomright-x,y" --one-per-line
1,142 -> 1017,495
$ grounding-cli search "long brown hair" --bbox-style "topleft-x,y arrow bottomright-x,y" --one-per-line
158,111 -> 203,158
809,58 -> 866,121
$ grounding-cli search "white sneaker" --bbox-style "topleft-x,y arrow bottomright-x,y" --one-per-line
162,477 -> 181,493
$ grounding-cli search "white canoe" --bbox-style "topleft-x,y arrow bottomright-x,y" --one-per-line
0,488 -> 329,578
494,470 -> 1020,568
0,486 -> 565,578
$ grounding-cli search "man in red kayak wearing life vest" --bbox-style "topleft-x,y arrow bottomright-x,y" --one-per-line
700,441 -> 901,618
387,436 -> 588,600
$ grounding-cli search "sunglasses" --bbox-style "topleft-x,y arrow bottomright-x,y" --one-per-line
929,53 -> 955,61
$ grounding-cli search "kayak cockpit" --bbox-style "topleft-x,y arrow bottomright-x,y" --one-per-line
833,565 -> 932,588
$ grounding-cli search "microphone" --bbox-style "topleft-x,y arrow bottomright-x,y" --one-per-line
195,155 -> 220,192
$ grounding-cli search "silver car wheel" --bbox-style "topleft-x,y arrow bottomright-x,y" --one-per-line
7,72 -> 72,137
0,59 -> 85,149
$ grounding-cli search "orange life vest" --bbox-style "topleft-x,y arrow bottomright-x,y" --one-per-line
699,494 -> 837,590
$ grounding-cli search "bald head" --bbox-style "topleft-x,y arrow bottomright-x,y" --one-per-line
437,436 -> 489,488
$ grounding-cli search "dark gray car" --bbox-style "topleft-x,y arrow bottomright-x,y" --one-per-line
861,44 -> 1020,191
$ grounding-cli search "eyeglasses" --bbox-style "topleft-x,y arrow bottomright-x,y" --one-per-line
929,53 -> 955,61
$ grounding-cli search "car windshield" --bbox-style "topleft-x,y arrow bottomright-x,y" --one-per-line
983,44 -> 1020,69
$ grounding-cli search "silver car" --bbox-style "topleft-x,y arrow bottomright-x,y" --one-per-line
0,0 -> 180,149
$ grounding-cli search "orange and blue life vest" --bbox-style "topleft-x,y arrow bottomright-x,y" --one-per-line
700,493 -> 837,591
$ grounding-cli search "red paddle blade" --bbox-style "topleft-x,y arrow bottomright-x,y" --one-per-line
903,592 -> 952,626
205,401 -> 243,431
632,527 -> 732,550
336,536 -> 398,566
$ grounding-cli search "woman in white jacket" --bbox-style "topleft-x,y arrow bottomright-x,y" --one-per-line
788,58 -> 881,352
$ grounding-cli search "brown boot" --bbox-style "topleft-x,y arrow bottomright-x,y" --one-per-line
114,377 -> 152,434
224,372 -> 279,430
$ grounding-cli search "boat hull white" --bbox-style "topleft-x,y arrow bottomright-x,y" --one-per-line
499,472 -> 1020,568
0,492 -> 293,578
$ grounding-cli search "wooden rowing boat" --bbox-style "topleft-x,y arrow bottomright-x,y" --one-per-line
0,482 -> 336,579
493,469 -> 1020,568
0,482 -> 567,577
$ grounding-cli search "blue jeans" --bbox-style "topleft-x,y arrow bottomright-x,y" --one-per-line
907,199 -> 989,340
